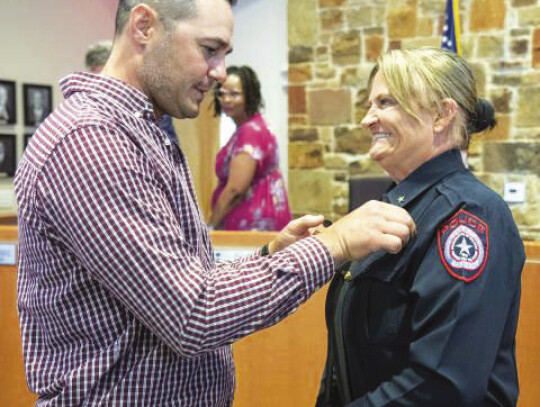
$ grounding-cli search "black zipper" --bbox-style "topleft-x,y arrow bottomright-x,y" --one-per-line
333,268 -> 353,404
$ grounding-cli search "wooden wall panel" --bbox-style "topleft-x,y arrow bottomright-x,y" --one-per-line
0,226 -> 37,406
174,94 -> 220,222
232,287 -> 327,407
516,260 -> 540,407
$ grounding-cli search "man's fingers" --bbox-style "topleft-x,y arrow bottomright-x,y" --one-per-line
372,202 -> 414,226
316,200 -> 417,263
288,214 -> 324,234
365,202 -> 416,238
271,214 -> 326,254
381,221 -> 414,246
385,211 -> 416,236
378,234 -> 406,254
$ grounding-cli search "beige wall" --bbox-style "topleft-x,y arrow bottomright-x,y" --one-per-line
287,0 -> 540,240
0,0 -> 117,214
0,0 -> 289,220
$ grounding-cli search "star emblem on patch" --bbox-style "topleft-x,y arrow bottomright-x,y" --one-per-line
437,209 -> 489,282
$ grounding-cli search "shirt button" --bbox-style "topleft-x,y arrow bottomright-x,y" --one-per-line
134,111 -> 143,118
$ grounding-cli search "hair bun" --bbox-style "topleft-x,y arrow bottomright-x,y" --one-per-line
468,99 -> 496,134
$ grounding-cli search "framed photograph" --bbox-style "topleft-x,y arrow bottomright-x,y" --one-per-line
0,80 -> 16,125
23,83 -> 52,127
0,134 -> 16,176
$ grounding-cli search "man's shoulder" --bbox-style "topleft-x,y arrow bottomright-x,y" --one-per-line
59,73 -> 144,133
22,97 -> 126,171
60,91 -> 124,130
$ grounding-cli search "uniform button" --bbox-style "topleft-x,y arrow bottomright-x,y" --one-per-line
397,196 -> 406,203
343,271 -> 352,281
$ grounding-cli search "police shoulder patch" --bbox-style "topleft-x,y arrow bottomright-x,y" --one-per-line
437,209 -> 489,282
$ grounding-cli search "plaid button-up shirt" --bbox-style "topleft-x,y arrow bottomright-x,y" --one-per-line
14,73 -> 334,406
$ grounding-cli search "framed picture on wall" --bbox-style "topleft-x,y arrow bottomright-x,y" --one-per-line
0,80 -> 17,125
23,83 -> 52,127
0,134 -> 16,177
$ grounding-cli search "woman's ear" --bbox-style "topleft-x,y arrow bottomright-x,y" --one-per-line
433,98 -> 458,133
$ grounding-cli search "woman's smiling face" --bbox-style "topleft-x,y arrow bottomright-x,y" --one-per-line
361,71 -> 440,182
217,74 -> 247,124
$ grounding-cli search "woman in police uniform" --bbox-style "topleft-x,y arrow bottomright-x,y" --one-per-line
316,48 -> 525,407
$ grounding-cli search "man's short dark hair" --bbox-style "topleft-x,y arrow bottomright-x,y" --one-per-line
115,0 -> 238,36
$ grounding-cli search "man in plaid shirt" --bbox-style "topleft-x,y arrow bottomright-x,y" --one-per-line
14,0 -> 415,405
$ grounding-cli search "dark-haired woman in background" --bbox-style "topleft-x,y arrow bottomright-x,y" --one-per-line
316,48 -> 525,406
209,66 -> 291,230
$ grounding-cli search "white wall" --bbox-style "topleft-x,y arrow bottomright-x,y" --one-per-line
226,0 -> 289,177
0,0 -> 288,212
0,0 -> 117,212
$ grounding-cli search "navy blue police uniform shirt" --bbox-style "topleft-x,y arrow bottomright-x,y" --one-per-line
318,148 -> 525,407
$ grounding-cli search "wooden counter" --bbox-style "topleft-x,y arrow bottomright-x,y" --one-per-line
0,226 -> 34,407
0,214 -> 16,225
1,227 -> 539,406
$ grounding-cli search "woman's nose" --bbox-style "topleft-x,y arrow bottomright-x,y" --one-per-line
361,108 -> 378,128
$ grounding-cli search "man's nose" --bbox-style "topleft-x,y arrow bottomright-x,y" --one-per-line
210,59 -> 227,83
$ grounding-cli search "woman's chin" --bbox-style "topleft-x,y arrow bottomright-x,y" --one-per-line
369,144 -> 390,163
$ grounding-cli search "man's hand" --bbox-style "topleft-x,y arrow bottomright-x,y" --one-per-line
268,214 -> 325,254
316,200 -> 415,263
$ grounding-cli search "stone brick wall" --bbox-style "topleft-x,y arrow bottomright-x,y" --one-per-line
288,0 -> 540,240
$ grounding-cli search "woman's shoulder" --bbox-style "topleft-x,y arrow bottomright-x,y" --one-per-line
439,171 -> 512,217
238,113 -> 270,133
237,113 -> 276,143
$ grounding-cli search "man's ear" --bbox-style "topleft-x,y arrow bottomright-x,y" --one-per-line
433,98 -> 458,133
128,4 -> 159,45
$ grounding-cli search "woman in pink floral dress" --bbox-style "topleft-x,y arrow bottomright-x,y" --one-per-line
209,66 -> 292,231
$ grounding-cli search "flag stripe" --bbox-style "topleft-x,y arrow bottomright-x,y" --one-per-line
452,0 -> 462,56
441,0 -> 461,56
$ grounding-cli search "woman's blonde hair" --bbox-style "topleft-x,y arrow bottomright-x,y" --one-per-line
369,48 -> 494,149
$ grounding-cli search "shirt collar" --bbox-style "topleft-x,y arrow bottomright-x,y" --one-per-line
384,148 -> 466,207
60,72 -> 156,119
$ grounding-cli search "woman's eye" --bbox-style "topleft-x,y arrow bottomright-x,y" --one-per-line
378,98 -> 396,108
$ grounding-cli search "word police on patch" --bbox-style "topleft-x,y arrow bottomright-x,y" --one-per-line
437,209 -> 489,282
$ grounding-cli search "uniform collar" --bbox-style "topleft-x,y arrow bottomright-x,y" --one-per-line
384,149 -> 466,208
60,72 -> 156,121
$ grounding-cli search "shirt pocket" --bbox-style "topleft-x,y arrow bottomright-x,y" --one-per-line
365,281 -> 410,345
344,280 -> 411,347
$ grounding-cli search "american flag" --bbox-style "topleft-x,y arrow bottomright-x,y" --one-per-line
441,0 -> 462,56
